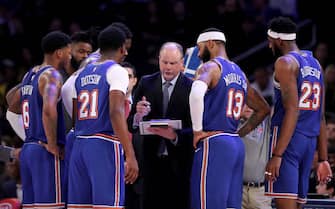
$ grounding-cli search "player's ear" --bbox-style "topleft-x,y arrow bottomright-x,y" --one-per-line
120,44 -> 127,55
55,48 -> 63,58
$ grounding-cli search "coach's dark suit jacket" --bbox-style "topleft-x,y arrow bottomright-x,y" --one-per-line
128,72 -> 193,209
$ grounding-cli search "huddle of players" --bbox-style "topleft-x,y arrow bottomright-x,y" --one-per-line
6,16 -> 333,209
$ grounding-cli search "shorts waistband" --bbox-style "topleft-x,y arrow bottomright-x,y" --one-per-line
24,141 -> 64,147
77,133 -> 120,143
243,182 -> 264,188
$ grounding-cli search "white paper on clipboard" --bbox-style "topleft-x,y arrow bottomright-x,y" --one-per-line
139,119 -> 182,135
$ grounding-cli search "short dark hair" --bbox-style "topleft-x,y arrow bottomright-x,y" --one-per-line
41,31 -> 71,54
120,61 -> 137,77
110,22 -> 133,39
71,31 -> 93,45
268,16 -> 297,34
98,26 -> 126,52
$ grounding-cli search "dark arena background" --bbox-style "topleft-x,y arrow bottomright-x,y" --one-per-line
1,0 -> 335,208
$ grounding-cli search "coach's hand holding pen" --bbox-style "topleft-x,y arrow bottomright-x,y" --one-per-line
135,96 -> 151,122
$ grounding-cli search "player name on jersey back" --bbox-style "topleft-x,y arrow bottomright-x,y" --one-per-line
223,73 -> 247,91
21,85 -> 33,96
300,66 -> 321,79
80,74 -> 101,86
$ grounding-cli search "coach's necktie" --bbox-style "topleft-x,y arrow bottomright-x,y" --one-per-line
162,81 -> 171,117
158,81 -> 171,156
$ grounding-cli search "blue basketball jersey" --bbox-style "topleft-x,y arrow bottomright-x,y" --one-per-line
184,46 -> 202,79
20,66 -> 66,144
75,61 -> 116,136
203,57 -> 248,133
271,50 -> 323,137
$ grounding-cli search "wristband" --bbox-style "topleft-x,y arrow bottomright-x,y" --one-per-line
272,153 -> 282,158
318,159 -> 328,163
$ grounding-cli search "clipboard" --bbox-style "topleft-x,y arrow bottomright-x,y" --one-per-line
139,119 -> 182,135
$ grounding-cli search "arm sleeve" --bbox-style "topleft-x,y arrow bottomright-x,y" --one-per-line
189,80 -> 208,131
61,73 -> 78,117
106,64 -> 129,95
6,110 -> 26,141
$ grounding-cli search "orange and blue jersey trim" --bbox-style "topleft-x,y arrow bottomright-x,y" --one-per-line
200,138 -> 209,209
77,134 -> 119,143
23,202 -> 65,209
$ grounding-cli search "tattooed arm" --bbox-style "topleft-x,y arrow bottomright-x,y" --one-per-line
39,68 -> 63,157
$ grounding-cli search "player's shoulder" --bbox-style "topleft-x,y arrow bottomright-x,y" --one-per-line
106,62 -> 127,74
196,60 -> 220,75
39,66 -> 63,85
275,54 -> 299,71
205,60 -> 220,69
276,53 -> 298,65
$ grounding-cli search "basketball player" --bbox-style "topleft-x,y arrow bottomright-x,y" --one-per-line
6,31 -> 71,208
67,25 -> 138,209
189,28 -> 270,209
264,16 -> 332,209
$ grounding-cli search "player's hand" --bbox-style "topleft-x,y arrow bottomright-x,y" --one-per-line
39,141 -> 63,159
317,160 -> 333,184
125,155 -> 139,184
193,130 -> 222,148
136,96 -> 151,118
147,126 -> 177,141
265,156 -> 282,181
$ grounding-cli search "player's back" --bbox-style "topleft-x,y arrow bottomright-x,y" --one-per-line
203,57 -> 248,133
75,60 -> 117,137
20,66 -> 65,144
272,50 -> 324,137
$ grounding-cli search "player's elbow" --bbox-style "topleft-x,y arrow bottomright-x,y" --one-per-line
109,105 -> 124,121
290,106 -> 299,117
43,103 -> 58,119
285,105 -> 299,119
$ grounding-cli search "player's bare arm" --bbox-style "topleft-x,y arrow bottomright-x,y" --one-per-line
6,84 -> 22,114
191,61 -> 224,147
109,90 -> 139,184
197,61 -> 221,89
237,81 -> 270,137
39,68 -> 63,157
6,70 -> 33,113
272,56 -> 299,156
6,83 -> 27,140
266,56 -> 299,180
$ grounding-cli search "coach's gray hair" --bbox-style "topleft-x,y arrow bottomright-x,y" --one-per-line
159,42 -> 184,57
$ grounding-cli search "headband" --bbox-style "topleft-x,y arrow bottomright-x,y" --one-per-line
267,29 -> 296,40
197,31 -> 226,43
